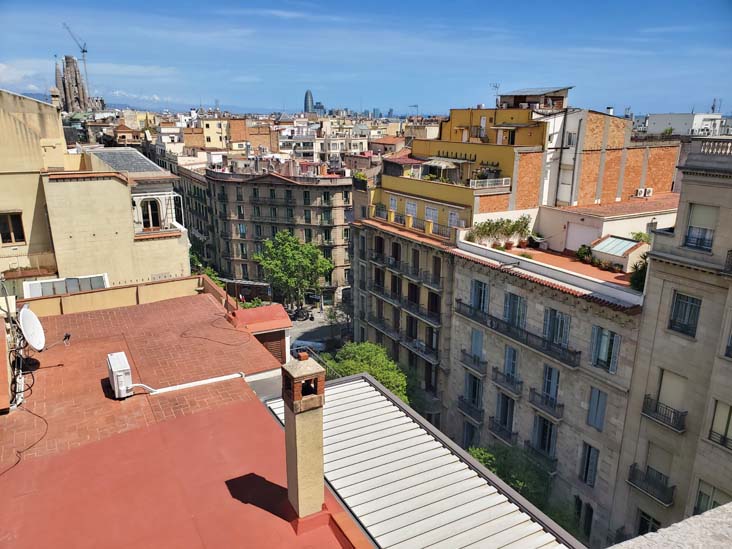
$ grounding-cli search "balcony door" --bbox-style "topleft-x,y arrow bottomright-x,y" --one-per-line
658,369 -> 686,412
496,393 -> 514,429
411,248 -> 420,271
542,365 -> 560,401
471,329 -> 483,359
470,280 -> 489,312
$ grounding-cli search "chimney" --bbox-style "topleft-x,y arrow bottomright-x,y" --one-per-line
606,106 -> 614,116
50,87 -> 61,110
281,353 -> 325,518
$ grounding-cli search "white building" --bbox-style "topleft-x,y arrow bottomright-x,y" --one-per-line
645,113 -> 723,136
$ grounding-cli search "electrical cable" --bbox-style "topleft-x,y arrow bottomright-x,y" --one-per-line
179,313 -> 253,346
0,406 -> 49,479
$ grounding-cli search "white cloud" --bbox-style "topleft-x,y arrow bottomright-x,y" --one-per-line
108,90 -> 174,103
0,58 -> 53,86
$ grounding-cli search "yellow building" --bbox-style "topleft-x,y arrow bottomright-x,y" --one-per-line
200,118 -> 229,148
0,89 -> 190,298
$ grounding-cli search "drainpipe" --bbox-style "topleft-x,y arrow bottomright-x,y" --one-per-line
569,117 -> 584,206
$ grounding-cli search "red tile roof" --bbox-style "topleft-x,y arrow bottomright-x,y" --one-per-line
558,192 -> 679,217
0,294 -> 359,548
231,303 -> 292,333
383,156 -> 423,165
370,136 -> 405,145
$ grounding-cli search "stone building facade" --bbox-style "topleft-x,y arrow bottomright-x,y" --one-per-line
445,250 -> 640,548
610,138 -> 732,541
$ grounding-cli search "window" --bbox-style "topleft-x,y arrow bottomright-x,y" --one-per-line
580,443 -> 599,487
343,227 -> 350,241
241,264 -> 248,279
141,199 -> 161,230
270,207 -> 277,218
303,191 -> 311,205
542,364 -> 560,400
253,188 -> 259,198
532,415 -> 556,456
425,206 -> 438,224
565,131 -> 577,147
254,206 -> 261,217
205,123 -> 210,129
323,191 -> 331,204
271,226 -> 278,237
286,208 -> 294,220
503,292 -> 527,329
695,480 -> 732,515
710,399 -> 732,449
255,225 -> 262,237
462,421 -> 478,449
237,204 -> 245,218
470,279 -> 489,312
543,308 -> 570,347
239,243 -> 247,259
389,196 -> 397,211
587,387 -> 607,431
343,190 -> 350,204
361,205 -> 367,218
323,228 -> 332,242
255,242 -> 263,254
637,511 -> 660,536
322,247 -> 332,260
0,213 -> 25,244
425,362 -> 438,393
285,189 -> 293,201
269,188 -> 276,199
448,211 -> 459,227
590,326 -> 621,373
685,204 -> 717,250
405,201 -> 417,217
470,328 -> 483,358
288,227 -> 294,236
464,371 -> 483,406
206,136 -> 211,142
504,346 -> 517,378
496,392 -> 514,429
304,209 -> 311,224
669,292 -> 701,337
238,223 -> 246,238
359,327 -> 365,343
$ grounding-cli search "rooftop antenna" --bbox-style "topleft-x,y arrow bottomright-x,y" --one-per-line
62,23 -> 90,98
711,98 -> 718,113
489,82 -> 501,107
408,104 -> 419,117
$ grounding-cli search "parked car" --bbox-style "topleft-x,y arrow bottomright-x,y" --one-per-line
291,340 -> 326,357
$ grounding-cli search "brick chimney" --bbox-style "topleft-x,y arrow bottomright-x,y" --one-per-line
281,352 -> 325,518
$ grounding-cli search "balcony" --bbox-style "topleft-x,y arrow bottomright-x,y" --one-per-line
458,396 -> 484,424
529,389 -> 564,420
368,283 -> 402,307
488,417 -> 518,445
373,205 -> 388,220
370,251 -> 386,265
368,315 -> 401,341
468,177 -> 511,192
455,300 -> 581,369
628,463 -> 675,507
491,368 -> 523,397
523,440 -> 557,474
708,429 -> 732,451
402,298 -> 441,326
460,350 -> 488,376
642,394 -> 687,433
320,218 -> 335,226
400,334 -> 439,364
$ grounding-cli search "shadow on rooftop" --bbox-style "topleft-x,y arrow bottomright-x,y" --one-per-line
226,473 -> 296,522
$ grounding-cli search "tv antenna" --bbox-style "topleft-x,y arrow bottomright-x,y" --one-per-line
489,82 -> 501,107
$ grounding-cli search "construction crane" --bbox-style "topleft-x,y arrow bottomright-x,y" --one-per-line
62,22 -> 90,96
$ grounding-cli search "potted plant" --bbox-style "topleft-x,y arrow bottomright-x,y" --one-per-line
576,244 -> 592,262
612,263 -> 623,273
515,215 -> 531,248
591,256 -> 601,267
600,260 -> 612,271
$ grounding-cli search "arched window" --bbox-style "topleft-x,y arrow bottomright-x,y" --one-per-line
141,199 -> 161,230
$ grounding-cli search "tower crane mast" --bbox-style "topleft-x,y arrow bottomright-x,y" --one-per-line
62,22 -> 90,97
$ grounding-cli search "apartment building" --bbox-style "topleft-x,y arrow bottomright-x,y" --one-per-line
0,89 -> 190,299
279,119 -> 368,163
447,239 -> 642,548
610,138 -> 732,542
207,163 -> 353,303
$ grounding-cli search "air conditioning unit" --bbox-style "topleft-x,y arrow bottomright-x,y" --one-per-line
107,352 -> 133,399
635,188 -> 645,198
645,187 -> 654,197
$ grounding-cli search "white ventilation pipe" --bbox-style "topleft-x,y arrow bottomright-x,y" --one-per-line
129,372 -> 245,395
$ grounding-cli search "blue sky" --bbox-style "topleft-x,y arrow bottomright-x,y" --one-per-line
0,0 -> 730,114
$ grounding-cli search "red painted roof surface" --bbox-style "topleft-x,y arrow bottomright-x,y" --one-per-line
231,303 -> 293,333
370,136 -> 405,145
0,294 -> 353,548
558,192 -> 679,217
503,248 -> 632,286
383,155 -> 423,165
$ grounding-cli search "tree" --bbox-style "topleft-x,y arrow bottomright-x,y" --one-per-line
325,302 -> 352,339
253,231 -> 333,306
630,252 -> 649,292
325,342 -> 409,403
631,231 -> 650,244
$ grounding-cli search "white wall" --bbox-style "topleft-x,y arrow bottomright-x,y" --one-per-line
646,113 -> 723,136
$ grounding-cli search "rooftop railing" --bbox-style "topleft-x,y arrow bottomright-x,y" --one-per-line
468,177 -> 511,190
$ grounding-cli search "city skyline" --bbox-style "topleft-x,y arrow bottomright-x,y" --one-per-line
0,0 -> 730,114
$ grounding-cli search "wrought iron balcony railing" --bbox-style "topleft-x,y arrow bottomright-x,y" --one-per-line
368,315 -> 401,341
524,440 -> 558,473
642,394 -> 687,432
529,388 -> 564,420
709,429 -> 732,451
460,350 -> 488,375
458,396 -> 484,423
455,300 -> 581,368
488,417 -> 518,445
491,367 -> 523,396
628,463 -> 675,506
400,334 -> 439,364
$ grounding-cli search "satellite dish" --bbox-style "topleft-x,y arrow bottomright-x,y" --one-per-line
18,305 -> 46,352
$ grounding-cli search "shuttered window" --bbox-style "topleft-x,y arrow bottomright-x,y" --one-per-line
580,443 -> 599,487
543,308 -> 570,347
503,292 -> 527,329
590,325 -> 621,373
587,387 -> 607,431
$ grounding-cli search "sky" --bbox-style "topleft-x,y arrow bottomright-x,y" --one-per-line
0,0 -> 730,115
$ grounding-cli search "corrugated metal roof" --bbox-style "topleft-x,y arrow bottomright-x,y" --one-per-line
90,148 -> 164,173
267,377 -> 570,549
501,87 -> 573,96
592,236 -> 639,257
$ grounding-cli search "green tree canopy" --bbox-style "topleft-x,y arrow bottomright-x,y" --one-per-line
326,342 -> 408,403
253,231 -> 333,305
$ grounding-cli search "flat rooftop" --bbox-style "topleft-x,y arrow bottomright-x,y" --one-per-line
558,192 -> 679,218
0,294 -> 354,548
89,147 -> 166,174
